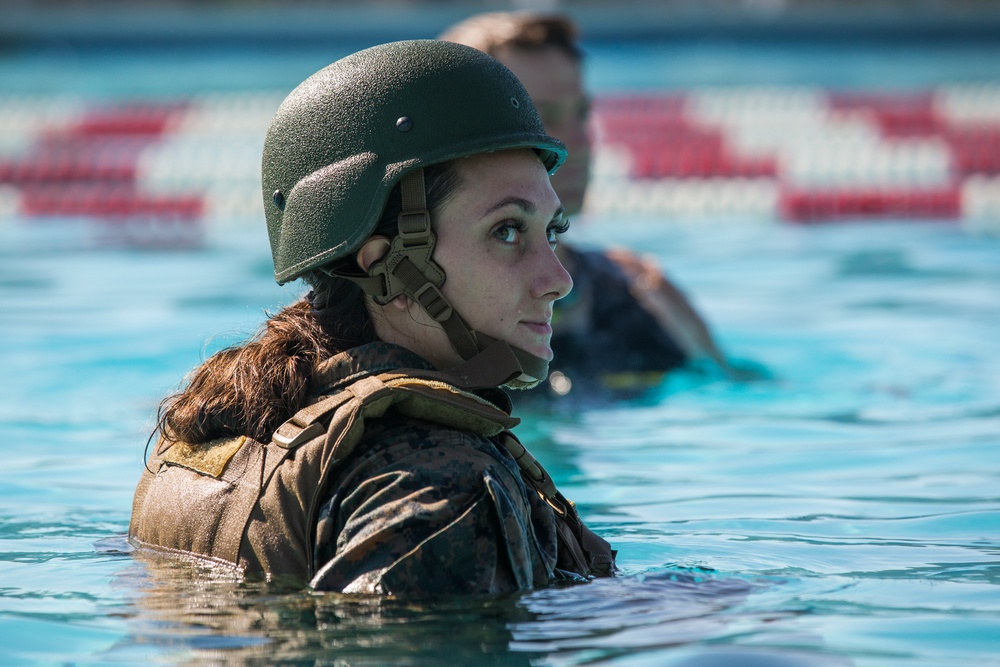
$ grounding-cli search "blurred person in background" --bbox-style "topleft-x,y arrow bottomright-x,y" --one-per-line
440,13 -> 744,400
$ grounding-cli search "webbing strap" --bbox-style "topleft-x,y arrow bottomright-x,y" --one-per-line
434,340 -> 523,388
271,368 -> 519,453
398,169 -> 426,224
271,390 -> 354,449
474,331 -> 549,382
497,431 -> 558,501
390,255 -> 480,360
496,429 -> 618,577
271,375 -> 391,450
391,257 -> 450,318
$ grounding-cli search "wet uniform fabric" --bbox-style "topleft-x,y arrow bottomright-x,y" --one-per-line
308,343 -> 562,594
129,341 -> 613,595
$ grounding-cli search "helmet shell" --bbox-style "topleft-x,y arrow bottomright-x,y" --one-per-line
262,39 -> 567,284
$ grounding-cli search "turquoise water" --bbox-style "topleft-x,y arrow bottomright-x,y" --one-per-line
2,32 -> 1000,666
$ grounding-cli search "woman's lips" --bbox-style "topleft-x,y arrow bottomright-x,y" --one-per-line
520,321 -> 553,336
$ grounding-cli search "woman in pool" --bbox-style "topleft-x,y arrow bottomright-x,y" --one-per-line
128,39 -> 615,595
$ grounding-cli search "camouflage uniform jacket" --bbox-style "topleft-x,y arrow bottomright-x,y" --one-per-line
309,342 -> 567,594
130,342 -> 614,595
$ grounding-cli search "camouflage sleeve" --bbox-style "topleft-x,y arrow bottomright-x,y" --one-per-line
310,422 -> 557,595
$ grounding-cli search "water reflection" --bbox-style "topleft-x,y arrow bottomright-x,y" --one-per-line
117,550 -> 540,665
114,552 -> 778,665
514,571 -> 773,660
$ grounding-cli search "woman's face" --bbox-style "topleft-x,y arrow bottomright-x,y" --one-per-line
388,148 -> 573,370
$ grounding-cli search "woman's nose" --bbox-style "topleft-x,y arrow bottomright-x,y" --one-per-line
534,244 -> 574,301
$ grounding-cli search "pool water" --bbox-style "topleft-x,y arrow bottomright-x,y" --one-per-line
2,29 -> 1000,667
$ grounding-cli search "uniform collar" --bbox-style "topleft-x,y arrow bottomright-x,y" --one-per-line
311,342 -> 434,395
310,341 -> 513,415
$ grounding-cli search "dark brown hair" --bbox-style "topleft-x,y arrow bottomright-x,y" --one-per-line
154,161 -> 461,445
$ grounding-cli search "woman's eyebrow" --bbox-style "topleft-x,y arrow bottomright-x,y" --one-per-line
481,196 -> 535,217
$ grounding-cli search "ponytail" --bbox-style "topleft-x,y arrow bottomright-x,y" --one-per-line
155,279 -> 373,444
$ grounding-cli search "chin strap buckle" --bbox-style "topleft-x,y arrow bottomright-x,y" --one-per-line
396,209 -> 432,247
413,282 -> 452,322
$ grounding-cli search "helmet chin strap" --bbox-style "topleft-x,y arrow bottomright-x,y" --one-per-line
331,169 -> 549,390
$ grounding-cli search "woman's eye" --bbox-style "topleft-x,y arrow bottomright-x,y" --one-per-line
547,219 -> 571,245
493,222 -> 522,244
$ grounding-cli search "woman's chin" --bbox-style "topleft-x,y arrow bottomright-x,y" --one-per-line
515,339 -> 553,362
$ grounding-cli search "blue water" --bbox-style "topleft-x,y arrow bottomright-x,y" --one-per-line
2,27 -> 1000,667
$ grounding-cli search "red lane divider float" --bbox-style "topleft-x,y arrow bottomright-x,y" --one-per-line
0,158 -> 136,185
947,126 -> 1000,176
17,183 -> 205,248
596,100 -> 777,179
780,186 -> 962,223
828,92 -> 942,137
59,102 -> 189,137
3,91 -> 998,231
825,93 -> 1000,176
20,184 -> 203,219
5,100 -> 206,246
590,89 -> 1000,224
630,147 -> 777,179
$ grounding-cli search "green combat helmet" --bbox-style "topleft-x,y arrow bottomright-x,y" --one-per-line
262,39 -> 567,388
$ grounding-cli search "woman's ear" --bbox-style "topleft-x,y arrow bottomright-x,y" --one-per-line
356,236 -> 391,273
356,237 -> 409,311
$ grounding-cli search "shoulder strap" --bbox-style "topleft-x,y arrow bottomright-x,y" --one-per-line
271,370 -> 518,452
496,430 -> 617,578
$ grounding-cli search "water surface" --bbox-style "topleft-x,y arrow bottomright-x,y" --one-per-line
1,32 -> 999,667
